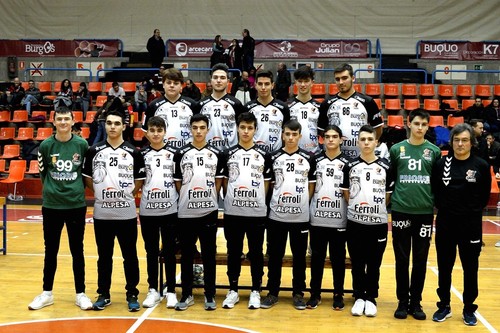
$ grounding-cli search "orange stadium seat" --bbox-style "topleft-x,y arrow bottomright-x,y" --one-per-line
365,84 -> 381,97
84,111 -> 97,124
88,82 -> 103,95
383,84 -> 399,98
122,82 -> 137,94
195,82 -> 206,92
428,115 -> 444,127
447,115 -> 464,128
456,85 -> 472,99
373,98 -> 382,110
329,84 -> 339,96
353,83 -> 362,93
34,127 -> 53,141
404,99 -> 420,111
475,84 -> 492,98
0,127 -> 15,140
95,95 -> 108,108
384,99 -> 402,113
53,81 -> 61,93
71,82 -> 81,92
402,84 -> 417,97
37,82 -> 52,95
133,128 -> 145,142
494,84 -> 500,98
461,99 -> 475,110
0,159 -> 6,173
0,144 -> 20,159
482,99 -> 492,107
423,99 -> 440,112
28,111 -> 48,123
104,82 -> 114,92
0,159 -> 26,201
80,127 -> 90,139
438,84 -> 454,98
0,111 -> 10,122
419,84 -> 435,98
11,110 -> 29,123
311,83 -> 326,97
25,160 -> 39,175
14,127 -> 34,141
442,99 -> 458,111
72,111 -> 84,123
387,115 -> 404,128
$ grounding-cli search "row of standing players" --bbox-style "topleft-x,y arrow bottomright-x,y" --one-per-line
28,63 -> 490,328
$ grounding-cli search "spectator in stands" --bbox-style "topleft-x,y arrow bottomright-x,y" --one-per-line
454,97 -> 484,123
231,71 -> 251,104
147,88 -> 162,104
431,123 -> 490,326
242,29 -> 255,71
275,63 -> 291,102
201,82 -> 213,99
247,67 -> 257,100
226,39 -> 243,76
485,132 -> 500,166
210,35 -> 225,68
21,80 -> 41,115
134,84 -> 148,112
83,109 -> 145,312
108,82 -> 125,99
28,106 -> 91,311
181,79 -> 201,101
146,29 -> 165,69
54,79 -> 73,109
73,82 -> 90,115
72,123 -> 82,137
484,98 -> 500,136
0,77 -> 25,111
470,120 -> 488,161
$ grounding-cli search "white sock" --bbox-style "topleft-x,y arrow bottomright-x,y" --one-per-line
42,290 -> 52,296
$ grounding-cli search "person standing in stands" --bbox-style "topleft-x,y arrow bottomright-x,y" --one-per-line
173,113 -> 224,311
242,29 -> 255,71
139,116 -> 179,309
147,29 -> 165,69
318,63 -> 383,158
83,110 -> 146,312
431,123 -> 490,326
28,106 -> 92,311
307,125 -> 350,310
246,70 -> 290,152
221,112 -> 272,310
142,68 -> 199,149
288,66 -> 321,154
390,109 -> 441,320
199,63 -> 246,150
275,63 -> 291,102
261,119 -> 316,310
340,125 -> 393,317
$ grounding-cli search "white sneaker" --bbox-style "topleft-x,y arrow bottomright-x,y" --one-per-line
75,293 -> 93,310
222,290 -> 239,309
28,291 -> 54,310
364,300 -> 377,317
351,298 -> 365,316
142,288 -> 161,308
166,292 -> 178,308
248,290 -> 261,309
496,240 -> 500,247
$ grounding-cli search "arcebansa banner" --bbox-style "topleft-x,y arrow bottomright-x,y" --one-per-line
168,39 -> 369,58
419,41 -> 500,60
0,40 -> 120,57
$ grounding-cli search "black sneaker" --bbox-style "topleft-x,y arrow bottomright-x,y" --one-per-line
93,294 -> 111,310
394,302 -> 408,319
462,310 -> 477,326
260,294 -> 278,309
409,303 -> 426,320
432,305 -> 452,322
306,296 -> 321,309
293,294 -> 306,310
127,295 -> 140,312
332,294 -> 344,311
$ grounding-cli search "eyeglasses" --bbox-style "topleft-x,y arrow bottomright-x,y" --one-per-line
452,138 -> 470,143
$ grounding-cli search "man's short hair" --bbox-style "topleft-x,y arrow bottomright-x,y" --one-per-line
323,124 -> 343,137
163,68 -> 184,83
334,63 -> 354,76
211,63 -> 229,76
256,70 -> 274,83
408,108 -> 430,123
450,123 -> 477,147
294,66 -> 315,81
190,113 -> 209,127
112,81 -> 119,88
283,119 -> 302,133
237,112 -> 257,128
54,106 -> 73,118
359,124 -> 375,135
106,110 -> 125,123
146,116 -> 167,130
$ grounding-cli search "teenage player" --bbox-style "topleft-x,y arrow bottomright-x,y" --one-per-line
318,63 -> 383,158
246,70 -> 290,152
142,67 -> 199,149
306,125 -> 350,310
83,109 -> 146,312
288,66 -> 321,154
221,112 -> 272,310
29,107 -> 91,311
340,125 -> 393,317
260,119 -> 316,310
390,109 -> 441,320
139,116 -> 179,309
199,63 -> 246,150
431,123 -> 490,326
173,113 -> 224,311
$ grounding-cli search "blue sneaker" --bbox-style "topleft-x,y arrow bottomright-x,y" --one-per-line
93,294 -> 111,310
463,310 -> 477,326
127,295 -> 140,312
432,305 -> 451,322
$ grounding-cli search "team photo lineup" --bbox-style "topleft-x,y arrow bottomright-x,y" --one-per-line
29,60 -> 491,329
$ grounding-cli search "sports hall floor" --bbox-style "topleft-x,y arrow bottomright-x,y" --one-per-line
0,200 -> 499,333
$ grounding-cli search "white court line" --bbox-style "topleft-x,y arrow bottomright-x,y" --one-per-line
485,219 -> 500,227
430,266 -> 498,333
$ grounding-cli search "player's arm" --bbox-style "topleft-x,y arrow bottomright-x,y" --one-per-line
375,125 -> 383,140
264,180 -> 270,196
222,178 -> 228,196
133,180 -> 144,196
175,180 -> 182,193
309,182 -> 315,202
215,177 -> 223,197
84,176 -> 94,193
342,189 -> 349,202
